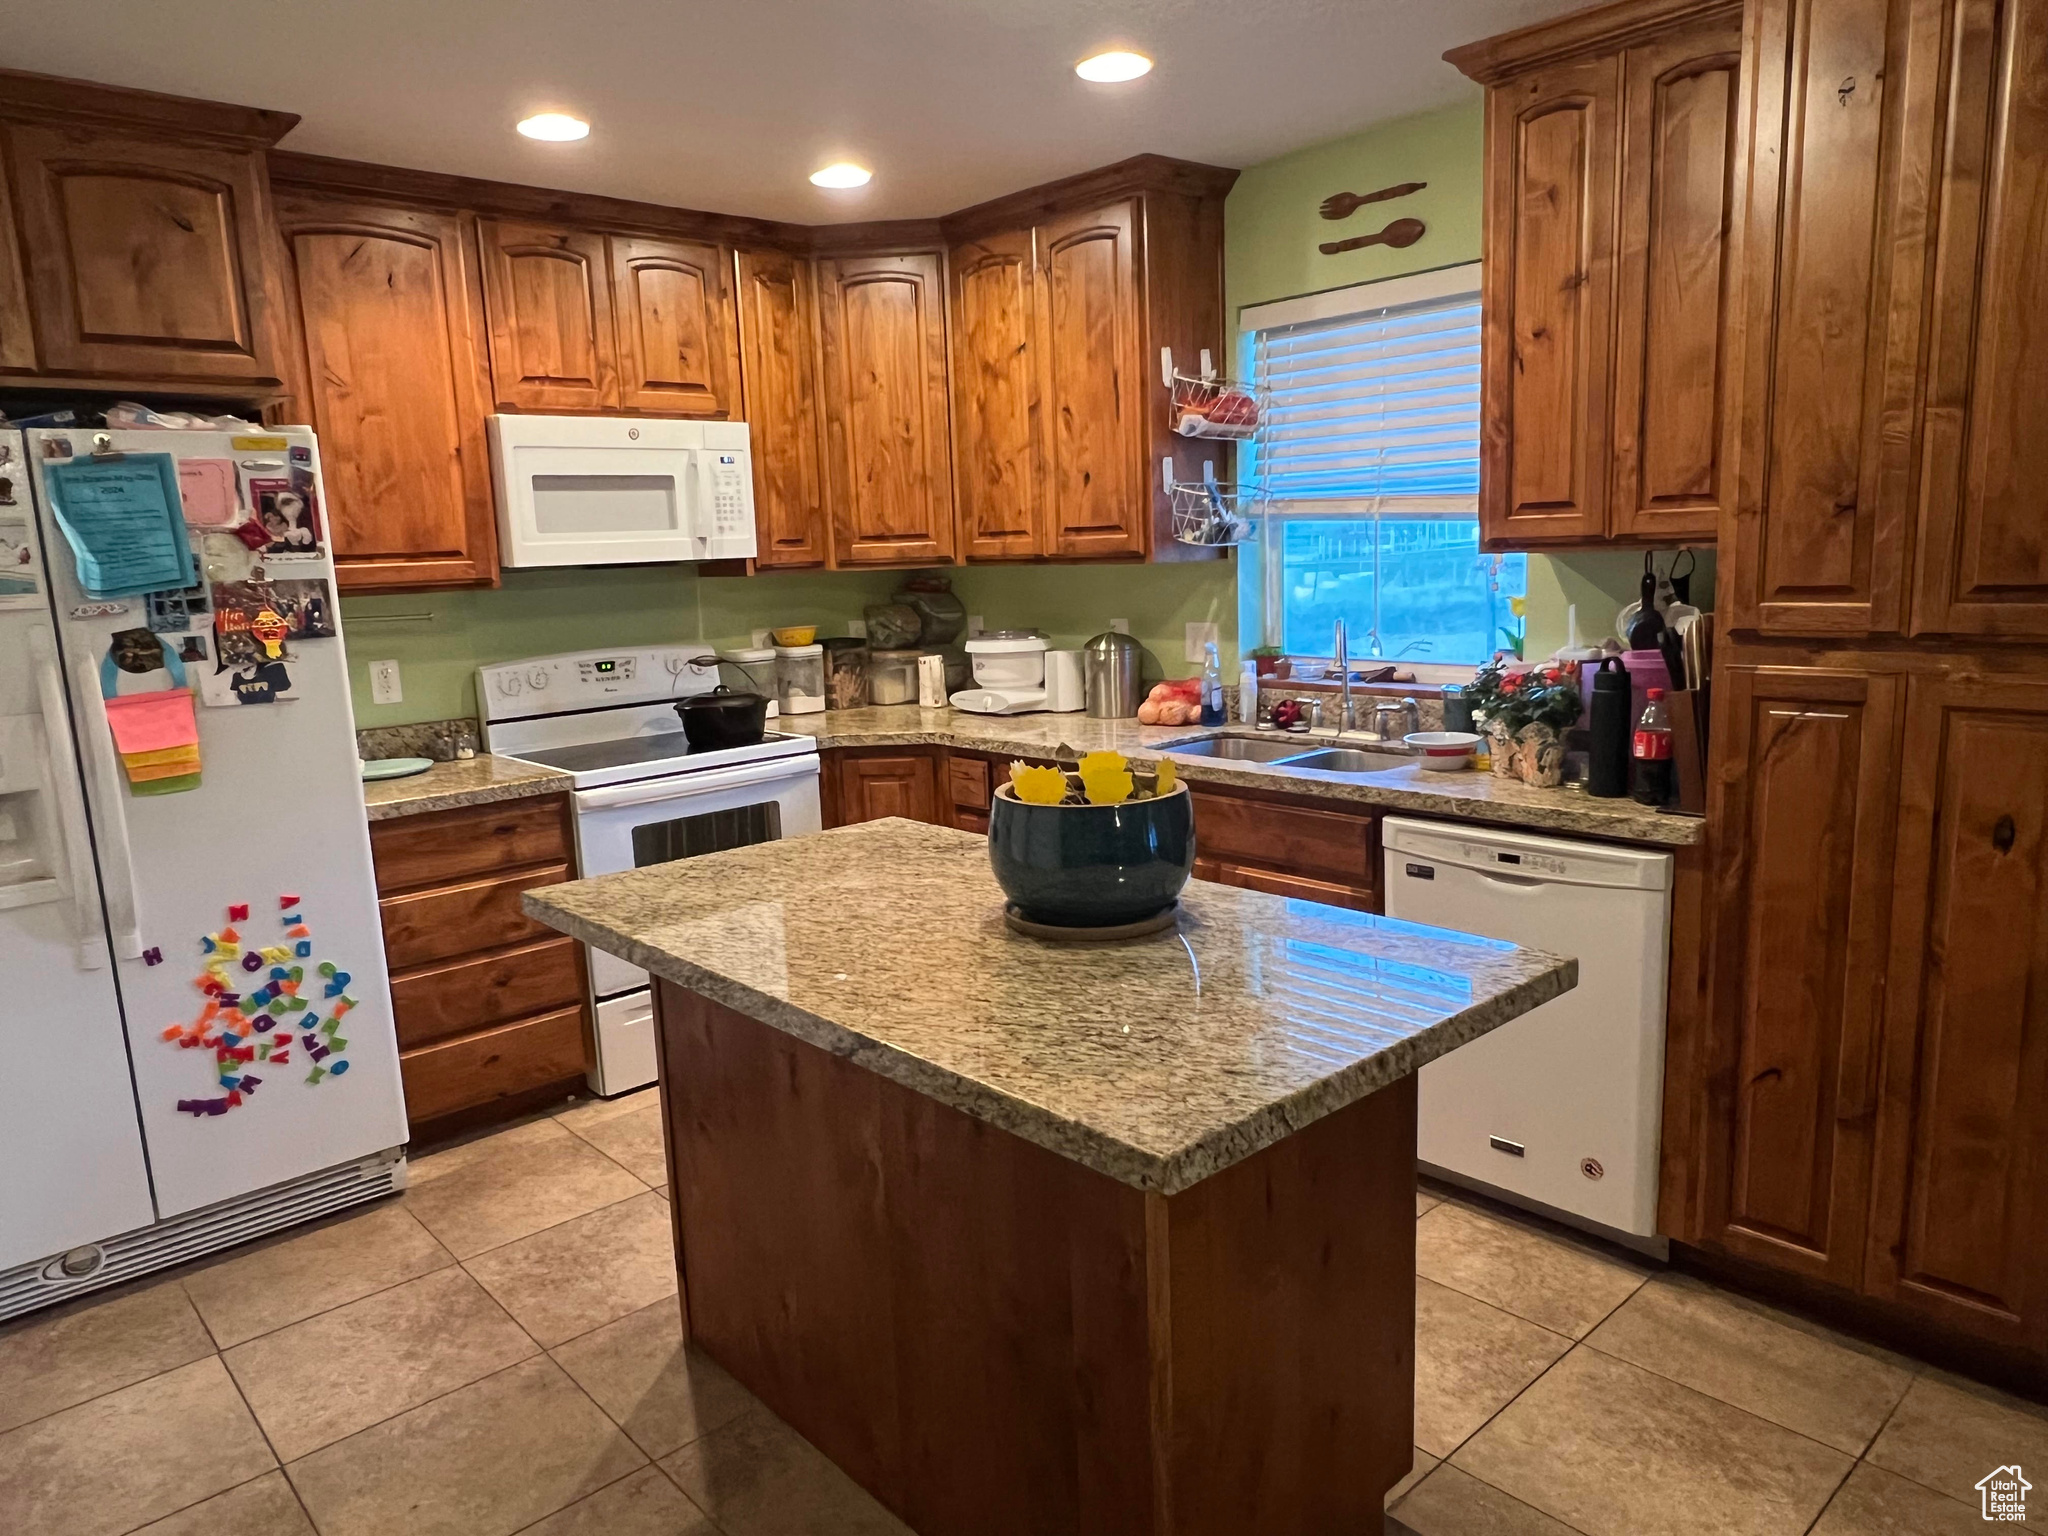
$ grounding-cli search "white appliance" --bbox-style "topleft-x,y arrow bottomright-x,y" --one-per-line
1043,649 -> 1085,712
488,414 -> 756,568
951,631 -> 1050,714
0,427 -> 407,1321
1382,818 -> 1672,1240
481,648 -> 822,1095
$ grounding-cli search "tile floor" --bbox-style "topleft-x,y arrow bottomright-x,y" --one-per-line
2,1091 -> 2042,1536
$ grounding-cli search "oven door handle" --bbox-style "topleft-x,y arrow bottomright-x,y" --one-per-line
573,755 -> 819,812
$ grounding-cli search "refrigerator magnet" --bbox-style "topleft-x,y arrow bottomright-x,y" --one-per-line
0,515 -> 43,609
175,458 -> 243,528
246,476 -> 323,560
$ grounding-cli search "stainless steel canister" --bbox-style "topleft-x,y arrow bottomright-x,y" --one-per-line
1082,630 -> 1145,718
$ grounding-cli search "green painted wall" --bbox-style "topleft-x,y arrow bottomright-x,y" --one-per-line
343,94 -> 1713,729
1225,99 -> 1486,317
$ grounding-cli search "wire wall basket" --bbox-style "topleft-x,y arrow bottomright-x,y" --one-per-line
1170,481 -> 1265,547
1170,372 -> 1264,441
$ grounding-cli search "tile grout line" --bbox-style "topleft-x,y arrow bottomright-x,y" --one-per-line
108,1465 -> 280,1536
449,1180 -> 659,1265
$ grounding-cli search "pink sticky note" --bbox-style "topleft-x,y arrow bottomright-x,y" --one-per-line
176,459 -> 242,527
104,689 -> 199,756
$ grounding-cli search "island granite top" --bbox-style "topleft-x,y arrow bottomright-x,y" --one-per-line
525,818 -> 1577,1194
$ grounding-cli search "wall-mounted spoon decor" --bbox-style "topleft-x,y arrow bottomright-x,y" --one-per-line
1319,216 -> 1426,256
1318,181 -> 1427,220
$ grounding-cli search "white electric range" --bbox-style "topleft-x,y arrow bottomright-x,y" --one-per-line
479,647 -> 821,1095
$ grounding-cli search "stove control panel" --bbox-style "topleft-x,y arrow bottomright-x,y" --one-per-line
478,648 -> 718,720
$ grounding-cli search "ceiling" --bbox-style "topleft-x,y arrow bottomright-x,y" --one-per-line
6,0 -> 1581,223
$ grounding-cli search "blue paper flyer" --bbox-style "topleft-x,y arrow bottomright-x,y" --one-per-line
44,454 -> 196,599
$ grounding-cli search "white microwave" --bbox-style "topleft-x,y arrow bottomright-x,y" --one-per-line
487,414 -> 757,567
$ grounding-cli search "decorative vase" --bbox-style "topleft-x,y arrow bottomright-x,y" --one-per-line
1515,722 -> 1565,787
986,784 -> 1195,927
1485,719 -> 1517,779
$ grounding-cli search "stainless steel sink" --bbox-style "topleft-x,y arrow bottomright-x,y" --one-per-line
1278,747 -> 1412,774
1158,735 -> 1312,763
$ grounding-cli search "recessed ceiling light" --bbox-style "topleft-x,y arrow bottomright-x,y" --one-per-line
809,162 -> 873,189
1075,50 -> 1153,83
516,112 -> 589,142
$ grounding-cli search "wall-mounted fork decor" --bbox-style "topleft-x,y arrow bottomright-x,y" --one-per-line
1318,181 -> 1427,220
1318,216 -> 1426,257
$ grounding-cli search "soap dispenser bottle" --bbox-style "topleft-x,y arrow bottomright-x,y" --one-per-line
1200,641 -> 1226,726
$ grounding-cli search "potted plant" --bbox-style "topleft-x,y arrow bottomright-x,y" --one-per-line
1464,660 -> 1581,787
989,755 -> 1194,927
1247,644 -> 1286,678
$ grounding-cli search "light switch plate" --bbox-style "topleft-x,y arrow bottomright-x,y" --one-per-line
967,614 -> 984,637
368,659 -> 402,706
1184,622 -> 1220,663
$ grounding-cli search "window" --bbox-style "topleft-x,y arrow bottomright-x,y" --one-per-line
1240,264 -> 1524,667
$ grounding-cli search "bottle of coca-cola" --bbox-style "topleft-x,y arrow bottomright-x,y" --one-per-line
1631,687 -> 1674,806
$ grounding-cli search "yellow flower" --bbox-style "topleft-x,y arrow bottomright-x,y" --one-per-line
1008,762 -> 1068,805
1508,595 -> 1527,618
1077,750 -> 1134,805
1154,759 -> 1177,795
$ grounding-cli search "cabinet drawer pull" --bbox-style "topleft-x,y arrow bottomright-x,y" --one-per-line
1993,814 -> 2017,854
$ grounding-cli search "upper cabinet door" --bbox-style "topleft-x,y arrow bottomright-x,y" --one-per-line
1727,0 -> 1944,634
1910,0 -> 2048,639
736,248 -> 828,569
276,195 -> 498,591
1703,664 -> 1904,1291
1038,200 -> 1144,560
6,123 -> 282,389
1866,673 -> 2048,1354
0,165 -> 35,375
610,234 -> 738,417
950,229 -> 1043,560
1607,15 -> 1743,544
1480,56 -> 1621,547
816,251 -> 955,566
477,219 -> 617,412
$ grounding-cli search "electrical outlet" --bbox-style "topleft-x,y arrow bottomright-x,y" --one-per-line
368,659 -> 402,706
847,617 -> 867,639
751,629 -> 772,649
1184,622 -> 1220,664
967,614 -> 985,637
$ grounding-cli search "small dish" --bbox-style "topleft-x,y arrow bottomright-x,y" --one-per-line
1404,731 -> 1481,771
360,756 -> 435,782
770,625 -> 818,646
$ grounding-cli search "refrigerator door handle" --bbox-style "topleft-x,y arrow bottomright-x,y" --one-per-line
28,625 -> 109,968
71,650 -> 144,959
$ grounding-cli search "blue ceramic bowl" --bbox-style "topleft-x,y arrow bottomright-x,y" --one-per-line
987,783 -> 1195,927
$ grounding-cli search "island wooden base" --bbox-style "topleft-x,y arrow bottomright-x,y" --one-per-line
654,980 -> 1418,1536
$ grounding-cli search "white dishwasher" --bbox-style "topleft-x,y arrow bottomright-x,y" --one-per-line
1382,817 -> 1672,1239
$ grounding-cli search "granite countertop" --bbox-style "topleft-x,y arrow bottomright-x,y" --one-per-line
361,754 -> 572,821
525,818 -> 1578,1194
782,706 -> 1702,846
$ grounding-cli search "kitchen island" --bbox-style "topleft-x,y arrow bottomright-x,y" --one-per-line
526,818 -> 1577,1535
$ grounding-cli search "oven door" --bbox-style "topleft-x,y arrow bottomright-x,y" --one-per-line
571,754 -> 821,998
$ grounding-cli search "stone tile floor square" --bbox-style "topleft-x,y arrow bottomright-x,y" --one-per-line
1,1087 -> 2039,1535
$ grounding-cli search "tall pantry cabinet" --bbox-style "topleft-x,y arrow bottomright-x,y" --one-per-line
1698,0 -> 2047,1371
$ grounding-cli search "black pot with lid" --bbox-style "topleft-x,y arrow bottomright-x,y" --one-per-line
673,684 -> 770,751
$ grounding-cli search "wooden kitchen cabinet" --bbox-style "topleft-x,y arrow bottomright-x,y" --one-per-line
273,192 -> 500,591
1450,0 -> 1740,550
610,233 -> 739,416
942,162 -> 1233,564
950,228 -> 1043,561
0,72 -> 296,396
1864,672 -> 2048,1353
823,748 -> 942,827
1188,786 -> 1380,911
816,250 -> 957,566
367,795 -> 593,1137
477,218 -> 618,412
1698,664 -> 1903,1291
1908,0 -> 2048,640
736,248 -> 829,568
1720,0 -> 1944,634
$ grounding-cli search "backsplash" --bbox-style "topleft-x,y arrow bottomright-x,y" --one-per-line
355,718 -> 480,763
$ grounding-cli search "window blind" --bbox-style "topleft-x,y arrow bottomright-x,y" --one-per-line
1248,287 -> 1481,514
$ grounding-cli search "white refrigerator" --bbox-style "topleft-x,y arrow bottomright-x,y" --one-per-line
0,425 -> 407,1320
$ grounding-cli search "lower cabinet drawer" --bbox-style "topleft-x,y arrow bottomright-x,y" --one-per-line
390,935 -> 584,1050
399,1005 -> 590,1124
1195,858 -> 1377,912
380,863 -> 570,971
1189,789 -> 1377,888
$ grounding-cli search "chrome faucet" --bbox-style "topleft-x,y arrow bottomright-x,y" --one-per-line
1333,619 -> 1353,732
1367,697 -> 1421,744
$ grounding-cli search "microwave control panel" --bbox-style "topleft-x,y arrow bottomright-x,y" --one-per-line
708,452 -> 749,540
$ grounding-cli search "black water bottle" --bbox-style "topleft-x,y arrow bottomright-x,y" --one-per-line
1587,657 -> 1631,798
